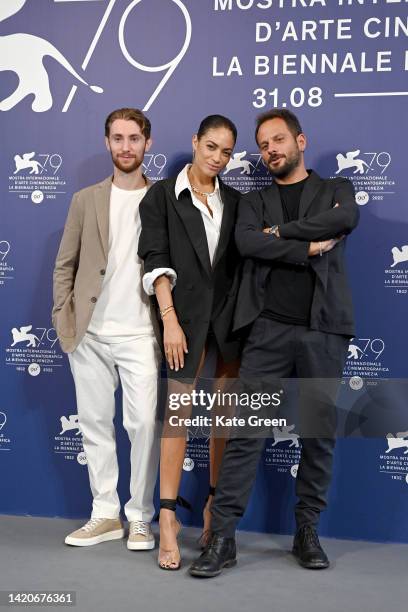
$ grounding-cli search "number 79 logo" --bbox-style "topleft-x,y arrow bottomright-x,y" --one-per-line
63,0 -> 192,112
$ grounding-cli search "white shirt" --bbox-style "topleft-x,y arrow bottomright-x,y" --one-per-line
143,164 -> 224,295
88,183 -> 155,338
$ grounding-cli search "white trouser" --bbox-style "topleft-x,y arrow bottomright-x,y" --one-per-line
68,333 -> 161,522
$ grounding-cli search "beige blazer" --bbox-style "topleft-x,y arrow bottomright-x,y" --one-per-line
52,175 -> 161,353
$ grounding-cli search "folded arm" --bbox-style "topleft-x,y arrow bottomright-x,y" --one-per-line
235,194 -> 310,265
278,179 -> 359,241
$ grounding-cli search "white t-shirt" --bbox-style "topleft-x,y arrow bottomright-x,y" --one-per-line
88,183 -> 155,338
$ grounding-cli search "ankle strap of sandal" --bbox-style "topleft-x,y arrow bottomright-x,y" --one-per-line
160,499 -> 177,512
159,496 -> 193,513
176,495 -> 192,511
209,485 -> 216,496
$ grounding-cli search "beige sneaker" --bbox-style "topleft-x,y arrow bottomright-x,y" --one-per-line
127,521 -> 155,550
65,518 -> 124,546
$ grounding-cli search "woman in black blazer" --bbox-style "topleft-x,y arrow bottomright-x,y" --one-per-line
138,115 -> 241,570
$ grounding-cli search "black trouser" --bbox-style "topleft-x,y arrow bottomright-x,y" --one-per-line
211,317 -> 349,537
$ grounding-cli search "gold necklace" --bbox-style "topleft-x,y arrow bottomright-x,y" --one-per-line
188,168 -> 216,197
187,169 -> 215,217
190,184 -> 216,198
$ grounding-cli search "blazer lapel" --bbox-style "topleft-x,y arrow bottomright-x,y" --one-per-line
212,183 -> 237,269
168,186 -> 212,279
260,183 -> 284,226
94,174 -> 151,260
298,170 -> 323,218
94,176 -> 112,260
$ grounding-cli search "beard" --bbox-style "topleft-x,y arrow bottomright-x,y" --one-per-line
111,153 -> 143,174
267,146 -> 301,179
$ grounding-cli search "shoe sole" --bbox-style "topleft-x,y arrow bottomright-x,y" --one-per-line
65,528 -> 125,547
189,558 -> 237,578
292,549 -> 330,570
127,539 -> 155,551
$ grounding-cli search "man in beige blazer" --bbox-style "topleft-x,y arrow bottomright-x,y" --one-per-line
52,108 -> 163,550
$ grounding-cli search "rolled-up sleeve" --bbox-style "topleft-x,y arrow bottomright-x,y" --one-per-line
143,267 -> 177,296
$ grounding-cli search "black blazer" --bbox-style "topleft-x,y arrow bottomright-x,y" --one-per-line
234,170 -> 359,336
138,176 -> 242,379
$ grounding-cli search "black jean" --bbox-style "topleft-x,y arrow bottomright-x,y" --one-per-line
211,317 -> 349,537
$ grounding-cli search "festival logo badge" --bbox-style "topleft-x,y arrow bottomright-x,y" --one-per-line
384,244 -> 408,296
379,431 -> 408,485
342,379 -> 408,486
0,1 -> 102,113
331,149 -> 395,206
54,413 -> 86,465
0,241 -> 14,287
185,422 -> 211,471
0,411 -> 12,451
222,151 -> 270,192
348,375 -> 364,391
5,324 -> 63,375
0,0 -> 191,114
142,153 -> 168,182
264,424 -> 301,478
8,151 -> 67,204
182,457 -> 195,472
343,337 -> 389,378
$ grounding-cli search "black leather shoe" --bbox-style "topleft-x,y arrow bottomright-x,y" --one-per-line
292,524 -> 330,569
189,534 -> 237,578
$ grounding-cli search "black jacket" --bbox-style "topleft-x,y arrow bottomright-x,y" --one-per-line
234,171 -> 359,336
138,176 -> 242,379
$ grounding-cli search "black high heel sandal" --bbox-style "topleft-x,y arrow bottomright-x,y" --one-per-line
198,485 -> 216,549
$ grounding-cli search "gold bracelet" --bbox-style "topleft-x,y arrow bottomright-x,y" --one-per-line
159,304 -> 173,316
160,305 -> 175,319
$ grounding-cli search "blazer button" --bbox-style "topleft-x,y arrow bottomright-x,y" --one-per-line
91,297 -> 97,303
100,269 -> 106,275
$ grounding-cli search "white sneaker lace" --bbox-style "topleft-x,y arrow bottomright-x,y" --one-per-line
80,518 -> 107,533
130,521 -> 150,537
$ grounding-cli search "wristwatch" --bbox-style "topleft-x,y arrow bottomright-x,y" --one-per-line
266,225 -> 279,236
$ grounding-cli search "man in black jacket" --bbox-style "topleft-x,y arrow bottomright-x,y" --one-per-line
190,109 -> 359,577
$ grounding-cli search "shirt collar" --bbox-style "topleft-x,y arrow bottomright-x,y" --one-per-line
175,164 -> 220,200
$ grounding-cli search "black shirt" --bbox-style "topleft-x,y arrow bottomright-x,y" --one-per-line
262,175 -> 315,325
